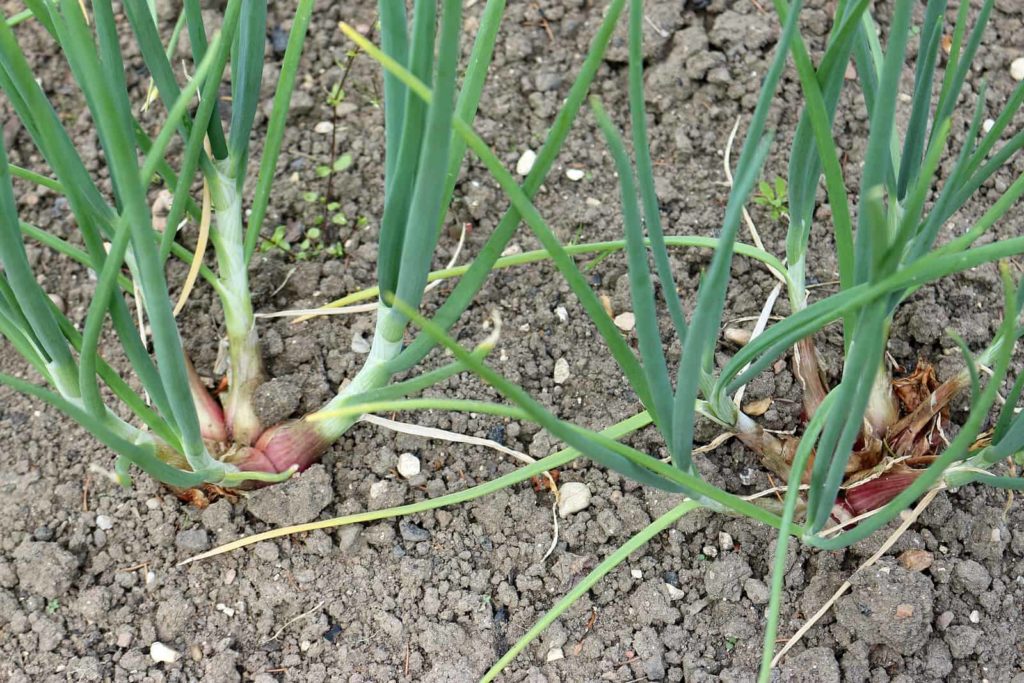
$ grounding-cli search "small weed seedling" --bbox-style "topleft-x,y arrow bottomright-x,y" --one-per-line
753,176 -> 789,221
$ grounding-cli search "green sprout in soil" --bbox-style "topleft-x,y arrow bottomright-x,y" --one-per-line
190,0 -> 1024,680
752,176 -> 789,222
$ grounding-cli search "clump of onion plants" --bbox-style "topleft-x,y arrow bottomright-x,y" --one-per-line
186,0 -> 1024,678
0,0 -> 540,491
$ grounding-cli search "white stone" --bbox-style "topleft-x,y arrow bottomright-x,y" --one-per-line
48,293 -> 66,314
95,515 -> 113,530
630,569 -> 643,579
116,631 -> 132,648
558,482 -> 592,518
565,168 -> 585,181
300,640 -> 311,652
397,452 -> 421,478
369,481 -> 388,499
969,610 -> 981,623
216,603 -> 235,617
1011,57 -> 1024,82
555,305 -> 568,323
719,531 -> 733,552
516,149 -> 537,175
702,544 -> 718,559
546,647 -> 564,662
982,118 -> 995,133
150,641 -> 180,663
553,357 -> 570,384
351,334 -> 370,354
613,312 -> 635,331
665,583 -> 686,600
314,120 -> 334,134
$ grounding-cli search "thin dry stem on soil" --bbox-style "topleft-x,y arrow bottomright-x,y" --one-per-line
771,486 -> 943,666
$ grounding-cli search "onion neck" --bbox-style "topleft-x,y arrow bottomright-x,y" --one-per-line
864,361 -> 898,441
208,165 -> 263,445
734,410 -> 800,480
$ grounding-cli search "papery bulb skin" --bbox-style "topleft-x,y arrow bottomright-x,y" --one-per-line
842,470 -> 922,516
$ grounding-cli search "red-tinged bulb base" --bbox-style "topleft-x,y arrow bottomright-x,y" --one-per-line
234,420 -> 332,476
836,470 -> 924,519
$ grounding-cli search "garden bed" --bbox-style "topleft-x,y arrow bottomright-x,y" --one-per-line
1,0 -> 1024,680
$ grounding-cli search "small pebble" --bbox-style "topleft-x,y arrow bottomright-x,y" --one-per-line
558,482 -> 592,517
175,528 -> 210,554
190,644 -> 203,662
351,334 -> 371,354
613,312 -> 635,331
314,121 -> 334,134
150,641 -> 180,664
553,357 -> 570,384
369,481 -> 389,499
224,568 -> 237,585
969,610 -> 981,623
397,452 -> 421,478
937,610 -> 955,630
630,569 -> 643,579
1011,57 -> 1024,82
300,640 -> 311,652
555,305 -> 568,323
724,327 -> 752,346
48,294 -> 66,314
719,531 -> 733,552
665,583 -> 686,600
399,520 -> 431,543
516,149 -> 537,175
982,118 -> 995,133
546,647 -> 564,662
116,631 -> 132,648
95,515 -> 113,531
145,498 -> 161,510
898,549 -> 934,572
565,168 -> 585,181
742,397 -> 772,417
702,544 -> 718,559
216,603 -> 235,617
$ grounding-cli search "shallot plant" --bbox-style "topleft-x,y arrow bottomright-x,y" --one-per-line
186,0 -> 1024,679
0,0 -> 539,490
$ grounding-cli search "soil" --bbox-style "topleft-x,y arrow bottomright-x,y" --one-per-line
2,0 -> 1024,681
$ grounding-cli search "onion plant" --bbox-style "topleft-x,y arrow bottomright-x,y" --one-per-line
311,0 -> 1024,678
182,0 -> 1024,678
0,0 -> 547,490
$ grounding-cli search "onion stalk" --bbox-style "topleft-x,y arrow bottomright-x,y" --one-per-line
368,0 -> 1024,677
0,0 -> 644,490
